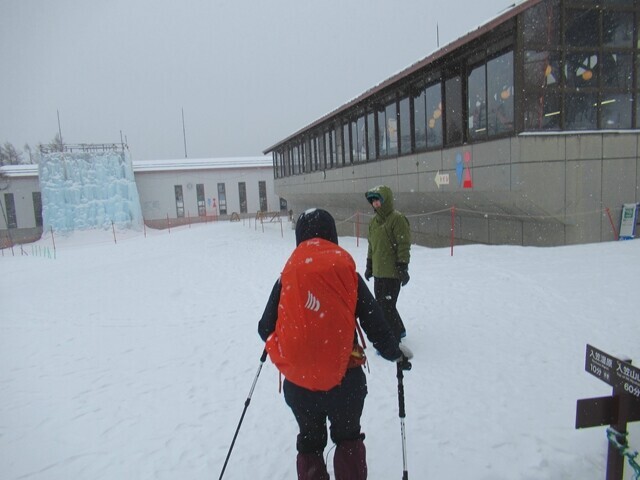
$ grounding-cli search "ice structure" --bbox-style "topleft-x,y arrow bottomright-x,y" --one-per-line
38,149 -> 143,232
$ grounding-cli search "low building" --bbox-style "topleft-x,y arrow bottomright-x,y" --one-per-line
0,155 -> 282,246
264,0 -> 640,246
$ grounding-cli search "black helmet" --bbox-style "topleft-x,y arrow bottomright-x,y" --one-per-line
295,208 -> 338,246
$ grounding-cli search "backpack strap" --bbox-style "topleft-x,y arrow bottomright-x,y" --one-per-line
348,322 -> 368,369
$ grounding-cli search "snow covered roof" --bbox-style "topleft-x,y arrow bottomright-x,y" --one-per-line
0,164 -> 39,177
0,156 -> 274,178
132,156 -> 273,173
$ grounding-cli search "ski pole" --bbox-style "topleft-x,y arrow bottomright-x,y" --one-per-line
219,349 -> 268,480
397,358 -> 411,480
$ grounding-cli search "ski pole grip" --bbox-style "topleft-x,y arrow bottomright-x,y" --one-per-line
260,349 -> 268,363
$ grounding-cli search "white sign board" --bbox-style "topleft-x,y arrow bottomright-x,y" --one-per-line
619,203 -> 638,240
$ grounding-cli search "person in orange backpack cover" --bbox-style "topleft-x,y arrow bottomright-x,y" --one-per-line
258,208 -> 411,480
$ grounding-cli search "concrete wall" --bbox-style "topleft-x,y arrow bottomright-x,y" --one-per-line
134,167 -> 281,222
275,132 -> 640,247
0,174 -> 43,245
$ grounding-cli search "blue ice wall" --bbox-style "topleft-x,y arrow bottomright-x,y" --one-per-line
39,150 -> 143,232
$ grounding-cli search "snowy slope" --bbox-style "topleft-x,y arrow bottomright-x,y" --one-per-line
1,220 -> 638,479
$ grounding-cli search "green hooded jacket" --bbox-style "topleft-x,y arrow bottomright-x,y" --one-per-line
365,185 -> 411,279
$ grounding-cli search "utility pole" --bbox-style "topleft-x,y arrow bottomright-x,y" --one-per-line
182,108 -> 188,158
56,109 -> 63,144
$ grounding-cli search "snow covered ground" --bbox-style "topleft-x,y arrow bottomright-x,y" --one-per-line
1,219 -> 639,479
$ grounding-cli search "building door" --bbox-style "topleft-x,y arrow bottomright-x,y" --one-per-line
238,182 -> 247,214
32,192 -> 43,227
217,183 -> 227,215
196,184 -> 206,216
258,181 -> 267,212
4,193 -> 17,228
174,185 -> 184,218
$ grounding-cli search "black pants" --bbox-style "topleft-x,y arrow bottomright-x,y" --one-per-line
374,277 -> 405,340
283,367 -> 367,454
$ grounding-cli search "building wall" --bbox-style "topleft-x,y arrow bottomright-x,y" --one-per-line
1,163 -> 281,244
134,166 -> 280,222
0,176 -> 40,230
274,132 -> 640,247
0,175 -> 43,244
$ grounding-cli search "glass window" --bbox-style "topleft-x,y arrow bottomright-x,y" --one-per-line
522,0 -> 560,46
566,8 -> 600,48
565,92 -> 598,130
217,183 -> 227,215
304,138 -> 311,172
426,83 -> 443,148
327,130 -> 338,168
343,123 -> 351,164
309,138 -> 316,171
445,75 -> 463,145
238,182 -> 247,214
399,97 -> 411,154
603,11 -> 633,47
413,88 -> 427,150
356,116 -> 366,162
523,49 -> 559,131
524,50 -> 561,90
601,93 -> 632,129
487,51 -> 514,135
564,52 -> 599,89
377,109 -> 386,157
292,145 -> 299,174
468,63 -> 487,140
335,126 -> 343,166
5,193 -> 17,228
174,185 -> 184,218
367,112 -> 376,160
385,101 -> 398,156
318,134 -> 326,169
325,131 -> 333,169
601,53 -> 633,91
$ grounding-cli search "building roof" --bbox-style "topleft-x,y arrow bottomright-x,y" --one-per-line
132,156 -> 272,172
0,156 -> 273,177
0,164 -> 39,177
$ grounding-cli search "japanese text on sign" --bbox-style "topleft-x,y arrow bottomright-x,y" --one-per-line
586,345 -> 640,399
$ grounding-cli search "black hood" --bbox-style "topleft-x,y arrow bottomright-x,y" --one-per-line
295,208 -> 338,246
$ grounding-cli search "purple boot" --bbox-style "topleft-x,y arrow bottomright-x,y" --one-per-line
296,453 -> 329,480
333,438 -> 367,480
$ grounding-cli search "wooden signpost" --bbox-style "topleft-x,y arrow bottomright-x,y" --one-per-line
576,345 -> 640,480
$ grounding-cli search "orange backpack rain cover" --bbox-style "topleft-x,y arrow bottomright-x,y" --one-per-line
265,238 -> 358,391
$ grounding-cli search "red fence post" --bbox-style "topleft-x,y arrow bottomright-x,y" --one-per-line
605,207 -> 619,240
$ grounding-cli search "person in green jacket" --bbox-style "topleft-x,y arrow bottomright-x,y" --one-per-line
364,185 -> 411,340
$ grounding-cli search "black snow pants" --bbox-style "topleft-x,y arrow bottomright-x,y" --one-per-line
373,277 -> 405,340
283,366 -> 367,454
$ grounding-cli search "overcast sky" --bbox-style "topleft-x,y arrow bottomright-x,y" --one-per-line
1,0 -> 514,161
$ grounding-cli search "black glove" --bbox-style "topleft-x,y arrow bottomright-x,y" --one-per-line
397,263 -> 410,286
364,258 -> 373,281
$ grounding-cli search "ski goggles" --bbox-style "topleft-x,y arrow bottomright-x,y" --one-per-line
366,193 -> 383,204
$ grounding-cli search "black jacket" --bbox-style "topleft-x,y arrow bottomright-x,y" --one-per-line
258,273 -> 402,361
